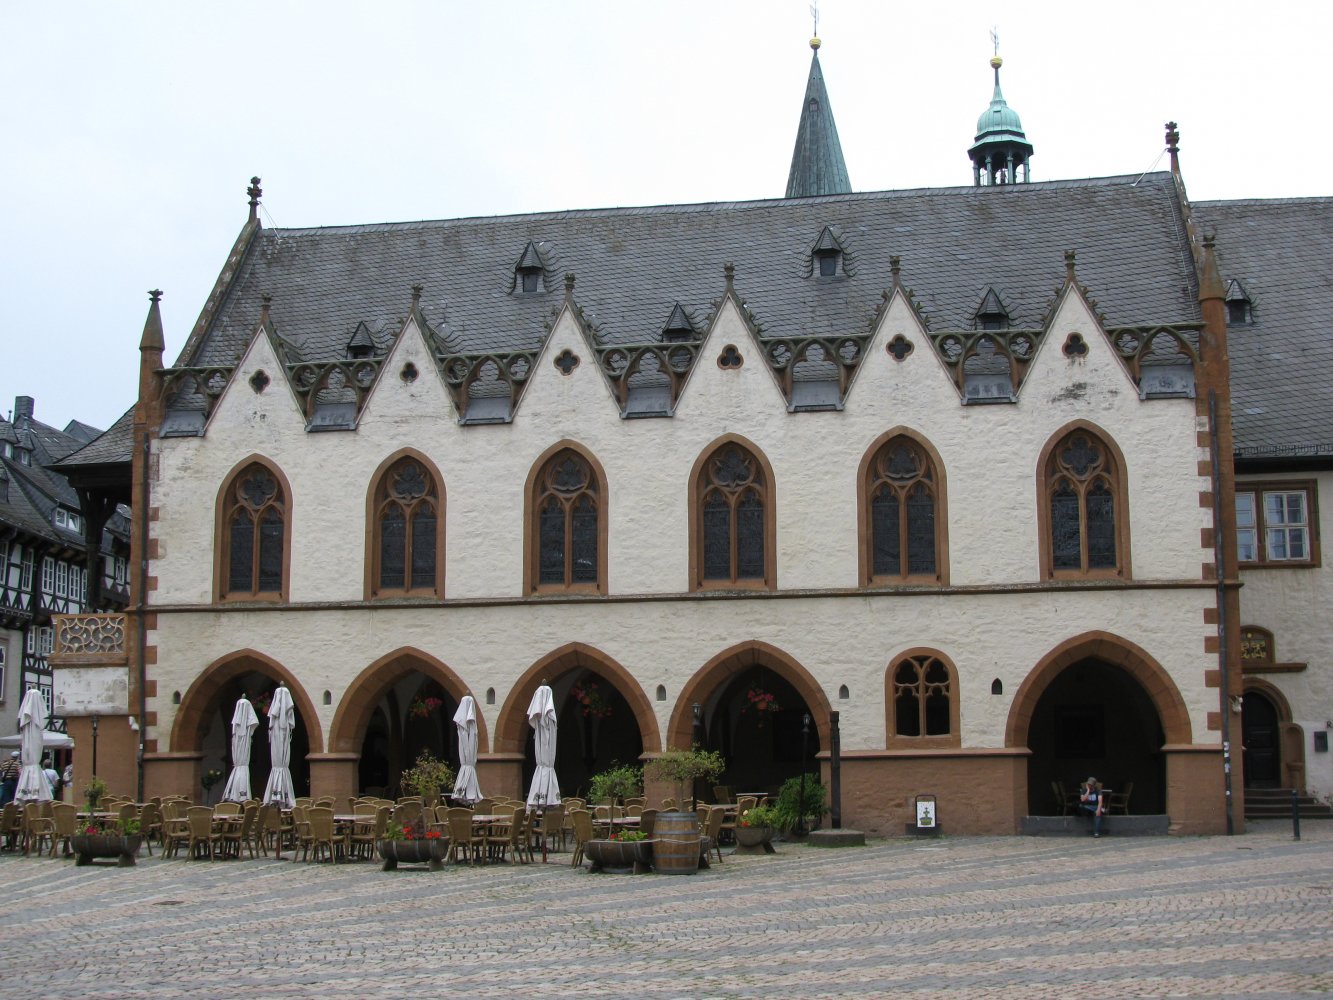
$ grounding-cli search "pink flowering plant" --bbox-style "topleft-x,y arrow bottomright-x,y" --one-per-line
569,680 -> 613,719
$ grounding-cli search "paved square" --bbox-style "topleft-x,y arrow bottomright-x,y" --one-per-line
1,822 -> 1329,998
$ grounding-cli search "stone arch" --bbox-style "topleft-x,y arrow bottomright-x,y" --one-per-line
328,647 -> 486,755
170,648 -> 323,753
1005,630 -> 1191,748
494,642 -> 660,755
668,640 -> 833,749
1242,676 -> 1305,791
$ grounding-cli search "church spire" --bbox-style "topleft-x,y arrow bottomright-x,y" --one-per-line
785,34 -> 852,199
968,34 -> 1034,186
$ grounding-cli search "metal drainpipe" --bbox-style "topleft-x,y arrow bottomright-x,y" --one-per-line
1209,391 -> 1236,835
135,430 -> 150,804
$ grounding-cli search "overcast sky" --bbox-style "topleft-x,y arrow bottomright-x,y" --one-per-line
2,1 -> 1326,433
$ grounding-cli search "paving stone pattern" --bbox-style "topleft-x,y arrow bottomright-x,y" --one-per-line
0,821 -> 1329,999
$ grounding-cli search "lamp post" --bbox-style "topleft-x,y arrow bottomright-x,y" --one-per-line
90,713 -> 100,778
691,702 -> 703,748
797,713 -> 811,836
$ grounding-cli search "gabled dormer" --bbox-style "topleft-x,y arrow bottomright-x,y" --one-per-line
972,287 -> 1011,330
1225,278 -> 1253,326
513,241 -> 549,294
345,321 -> 378,360
660,303 -> 698,344
811,226 -> 845,278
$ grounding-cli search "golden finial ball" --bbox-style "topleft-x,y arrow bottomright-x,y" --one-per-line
810,36 -> 821,50
990,55 -> 1003,69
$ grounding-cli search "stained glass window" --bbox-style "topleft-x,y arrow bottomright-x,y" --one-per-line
866,438 -> 939,581
533,450 -> 600,590
1045,430 -> 1123,575
373,458 -> 441,596
222,464 -> 285,598
698,443 -> 769,586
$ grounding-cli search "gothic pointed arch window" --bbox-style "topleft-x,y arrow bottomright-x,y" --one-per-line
527,446 -> 606,594
369,454 -> 444,598
885,649 -> 960,748
861,434 -> 946,584
217,460 -> 289,601
1040,425 -> 1130,578
691,440 -> 775,590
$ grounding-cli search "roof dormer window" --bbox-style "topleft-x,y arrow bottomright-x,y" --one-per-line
1225,278 -> 1252,326
812,226 -> 844,278
345,321 -> 377,360
973,287 -> 1011,331
514,240 -> 547,294
660,303 -> 698,344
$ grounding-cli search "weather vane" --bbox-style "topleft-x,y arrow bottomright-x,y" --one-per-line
810,1 -> 820,39
991,26 -> 1000,56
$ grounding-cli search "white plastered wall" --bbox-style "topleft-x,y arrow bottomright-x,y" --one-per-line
146,286 -> 1218,755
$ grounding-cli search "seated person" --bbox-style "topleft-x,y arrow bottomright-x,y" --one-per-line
1079,777 -> 1105,838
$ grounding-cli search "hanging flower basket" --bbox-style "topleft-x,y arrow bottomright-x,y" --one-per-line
570,680 -> 613,719
71,833 -> 143,867
408,696 -> 445,719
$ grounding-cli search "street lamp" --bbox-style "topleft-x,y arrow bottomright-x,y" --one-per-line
797,713 -> 811,836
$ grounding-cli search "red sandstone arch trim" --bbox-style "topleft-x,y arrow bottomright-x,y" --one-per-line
213,454 -> 295,603
1035,420 -> 1132,580
687,434 -> 778,592
328,647 -> 486,755
363,447 -> 447,600
667,640 -> 833,749
170,648 -> 323,753
494,642 -> 661,754
856,426 -> 950,586
521,439 -> 611,596
1243,677 -> 1293,721
1005,630 -> 1192,748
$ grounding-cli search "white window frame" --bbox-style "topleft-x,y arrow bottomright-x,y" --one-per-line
20,551 -> 33,592
55,561 -> 68,597
40,557 -> 54,595
1236,482 -> 1319,567
38,626 -> 52,656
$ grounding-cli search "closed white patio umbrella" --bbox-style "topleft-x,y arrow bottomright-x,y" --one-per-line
451,695 -> 482,805
15,688 -> 52,802
525,684 -> 560,809
261,686 -> 296,809
221,696 -> 259,803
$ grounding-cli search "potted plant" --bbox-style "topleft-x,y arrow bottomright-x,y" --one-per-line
377,815 -> 446,871
734,803 -> 780,854
584,827 -> 652,873
644,747 -> 726,875
398,750 -> 455,808
82,775 -> 107,813
773,775 -> 829,837
71,816 -> 143,867
586,763 -> 643,806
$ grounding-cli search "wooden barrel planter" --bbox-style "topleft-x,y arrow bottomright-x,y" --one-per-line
377,838 -> 446,871
584,838 -> 652,874
651,811 -> 702,875
71,834 -> 142,867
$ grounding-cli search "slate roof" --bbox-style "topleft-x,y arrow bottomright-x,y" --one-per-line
1192,198 -> 1333,460
53,408 -> 134,469
182,172 -> 1201,384
0,407 -> 99,546
786,48 -> 852,199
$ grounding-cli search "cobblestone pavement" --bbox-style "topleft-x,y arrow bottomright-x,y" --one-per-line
0,821 -> 1329,999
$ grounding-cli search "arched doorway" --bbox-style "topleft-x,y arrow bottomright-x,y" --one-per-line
495,643 -> 660,801
1242,689 -> 1282,789
329,649 -> 479,798
171,650 -> 320,800
1023,658 -> 1166,814
669,642 -> 831,799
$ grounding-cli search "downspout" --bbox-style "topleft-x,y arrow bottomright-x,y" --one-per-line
136,429 -> 149,804
1208,390 -> 1235,835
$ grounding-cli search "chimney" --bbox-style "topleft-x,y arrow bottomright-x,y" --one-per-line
13,396 -> 34,427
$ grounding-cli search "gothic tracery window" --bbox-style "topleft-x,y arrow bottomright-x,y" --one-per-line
1044,428 -> 1125,576
887,651 -> 959,746
865,436 -> 940,582
221,462 -> 286,599
696,442 -> 771,588
532,449 -> 601,592
372,457 -> 442,597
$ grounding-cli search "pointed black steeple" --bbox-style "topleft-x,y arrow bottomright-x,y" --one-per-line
785,37 -> 852,199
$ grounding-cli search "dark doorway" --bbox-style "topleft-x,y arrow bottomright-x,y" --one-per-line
1241,690 -> 1281,788
205,672 -> 311,800
702,666 -> 819,798
521,669 -> 643,799
1026,658 -> 1166,815
357,676 -> 458,797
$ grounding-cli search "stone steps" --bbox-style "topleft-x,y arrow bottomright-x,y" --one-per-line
1243,789 -> 1333,820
